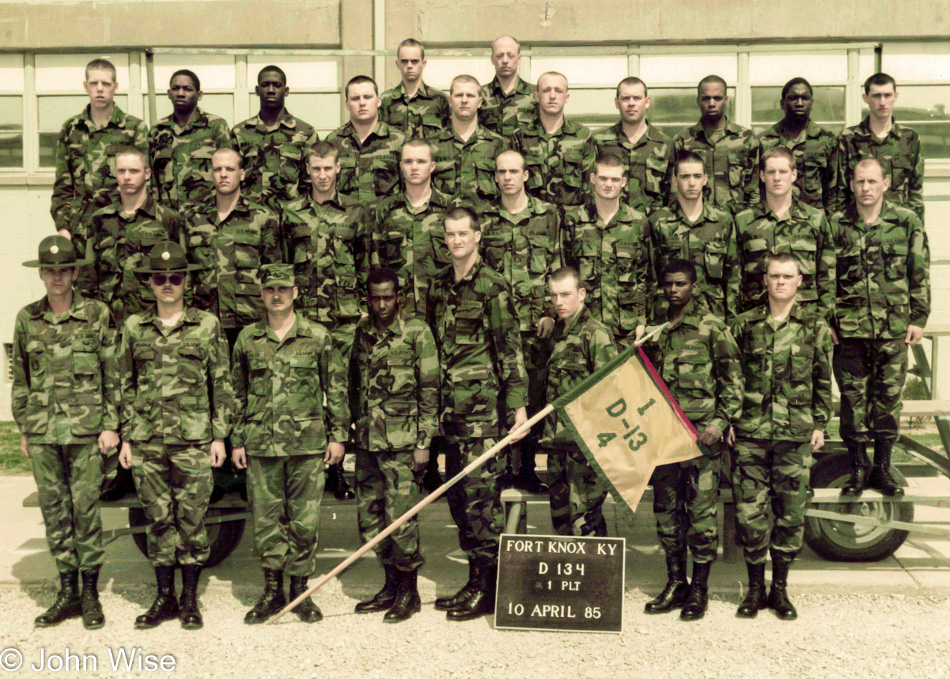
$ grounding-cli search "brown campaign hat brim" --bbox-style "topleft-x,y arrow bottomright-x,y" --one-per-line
133,262 -> 204,274
22,256 -> 91,269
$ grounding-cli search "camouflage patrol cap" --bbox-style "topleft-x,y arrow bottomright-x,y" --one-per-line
260,263 -> 295,288
134,241 -> 202,274
23,235 -> 89,269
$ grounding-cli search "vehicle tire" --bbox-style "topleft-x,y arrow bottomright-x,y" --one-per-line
804,452 -> 913,562
128,507 -> 246,568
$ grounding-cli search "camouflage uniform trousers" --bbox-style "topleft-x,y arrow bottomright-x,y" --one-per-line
30,441 -> 105,574
651,441 -> 723,563
546,443 -> 607,537
732,438 -> 811,565
833,338 -> 908,446
507,331 -> 549,475
131,441 -> 213,567
247,455 -> 325,576
355,447 -> 424,572
444,434 -> 503,564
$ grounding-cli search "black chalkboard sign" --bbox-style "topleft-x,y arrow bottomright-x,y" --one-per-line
494,534 -> 625,633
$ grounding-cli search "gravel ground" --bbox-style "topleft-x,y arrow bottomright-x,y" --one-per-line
1,584 -> 948,679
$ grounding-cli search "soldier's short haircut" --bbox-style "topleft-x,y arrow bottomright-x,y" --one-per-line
616,76 -> 648,98
307,140 -> 340,163
594,151 -> 626,174
766,251 -> 800,274
397,38 -> 425,60
662,258 -> 697,284
368,267 -> 401,292
538,71 -> 568,89
760,145 -> 795,170
169,69 -> 200,91
213,147 -> 243,169
854,156 -> 885,177
549,266 -> 584,290
781,77 -> 813,100
114,144 -> 148,166
864,72 -> 897,94
496,148 -> 526,169
401,137 -> 433,158
85,58 -> 117,80
258,65 -> 287,85
492,35 -> 522,55
674,150 -> 705,174
444,206 -> 481,232
697,74 -> 728,94
346,75 -> 378,98
450,74 -> 481,94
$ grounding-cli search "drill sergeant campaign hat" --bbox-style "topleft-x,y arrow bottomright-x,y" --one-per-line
259,263 -> 295,288
22,235 -> 89,268
134,241 -> 203,274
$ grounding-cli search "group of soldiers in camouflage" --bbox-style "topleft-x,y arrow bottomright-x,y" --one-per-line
15,33 -> 930,630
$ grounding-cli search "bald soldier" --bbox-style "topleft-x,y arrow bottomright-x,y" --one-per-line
380,38 -> 449,139
479,36 -> 537,137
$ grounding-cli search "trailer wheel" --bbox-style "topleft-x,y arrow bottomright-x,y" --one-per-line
804,452 -> 913,562
128,507 -> 246,568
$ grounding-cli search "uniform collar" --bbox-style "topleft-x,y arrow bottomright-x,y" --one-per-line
244,108 -> 299,131
392,80 -> 436,101
340,119 -> 392,141
34,292 -> 90,321
155,107 -> 215,133
687,116 -> 743,142
764,119 -> 824,140
364,312 -> 407,341
523,114 -> 582,137
673,199 -> 720,224
668,299 -> 702,330
79,104 -> 128,131
857,115 -> 905,141
487,76 -> 533,97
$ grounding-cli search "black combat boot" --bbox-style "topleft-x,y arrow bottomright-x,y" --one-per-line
35,571 -> 82,627
179,565 -> 203,630
869,439 -> 904,497
841,440 -> 869,496
289,576 -> 322,623
680,561 -> 711,621
80,568 -> 105,629
434,560 -> 477,611
644,553 -> 689,614
384,569 -> 422,623
134,566 -> 179,629
326,464 -> 355,501
768,557 -> 798,620
355,563 -> 400,613
244,568 -> 286,624
422,450 -> 444,494
736,562 -> 767,619
447,560 -> 496,621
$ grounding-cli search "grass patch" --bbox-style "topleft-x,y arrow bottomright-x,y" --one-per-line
0,422 -> 31,475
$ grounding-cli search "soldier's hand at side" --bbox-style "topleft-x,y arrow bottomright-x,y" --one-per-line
412,448 -> 429,472
325,442 -> 345,465
232,446 -> 247,470
98,430 -> 119,455
20,434 -> 30,459
829,327 -> 839,346
118,442 -> 132,470
905,325 -> 924,346
635,324 -> 646,342
698,424 -> 723,447
536,317 -> 555,339
57,228 -> 72,241
210,438 -> 226,468
509,407 -> 529,442
811,430 -> 825,452
725,427 -> 735,447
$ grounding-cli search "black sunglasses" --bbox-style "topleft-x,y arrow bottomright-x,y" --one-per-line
152,273 -> 184,286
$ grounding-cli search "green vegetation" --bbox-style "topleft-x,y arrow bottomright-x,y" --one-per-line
0,422 -> 31,474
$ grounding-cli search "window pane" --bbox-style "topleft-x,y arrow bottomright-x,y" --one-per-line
887,86 -> 950,159
422,57 -> 496,91
149,93 -> 235,127
564,89 -> 616,127
882,42 -> 950,82
751,86 -> 845,125
640,54 -> 737,84
246,56 -> 338,90
649,87 -> 735,132
248,93 -> 341,134
0,95 -> 23,168
0,55 -> 24,92
749,52 -> 847,85
37,95 -> 129,168
35,54 -> 130,92
145,54 -> 235,91
530,56 -> 627,86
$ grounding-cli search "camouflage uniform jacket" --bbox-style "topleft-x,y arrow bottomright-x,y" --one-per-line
182,195 -> 282,329
51,105 -> 149,241
148,108 -> 233,211
479,76 -> 537,137
673,117 -> 761,210
348,314 -> 440,451
562,201 -> 652,342
649,200 -> 740,322
12,294 -> 119,443
89,196 -> 183,326
231,314 -> 347,456
834,117 -> 924,220
324,120 -> 405,205
829,200 -> 930,340
645,299 -> 743,433
542,305 -> 618,445
380,81 -> 449,139
480,196 -> 561,333
282,191 -> 369,325
119,306 -> 233,445
584,120 -> 674,214
731,302 -> 833,442
734,199 -> 835,319
232,109 -> 316,212
512,115 -> 591,208
430,124 -> 508,211
758,120 -> 838,215
371,188 -> 452,318
427,257 -> 528,437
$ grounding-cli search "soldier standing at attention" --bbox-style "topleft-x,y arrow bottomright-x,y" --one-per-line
118,241 -> 232,631
232,66 -> 316,216
757,78 -> 838,216
643,259 -> 742,621
13,236 -> 119,630
380,39 -> 449,139
543,267 -> 617,536
672,75 -> 760,212
729,253 -> 833,621
734,146 -> 835,317
231,264 -> 347,624
562,152 -> 651,350
512,71 -> 591,209
350,268 -> 439,622
427,207 -> 528,621
479,35 -> 537,137
584,77 -> 674,215
834,73 -> 924,221
51,58 -> 149,295
831,158 -> 930,497
183,147 -> 281,348
148,69 -> 233,212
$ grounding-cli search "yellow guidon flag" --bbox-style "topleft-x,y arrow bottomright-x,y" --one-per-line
553,324 -> 701,516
